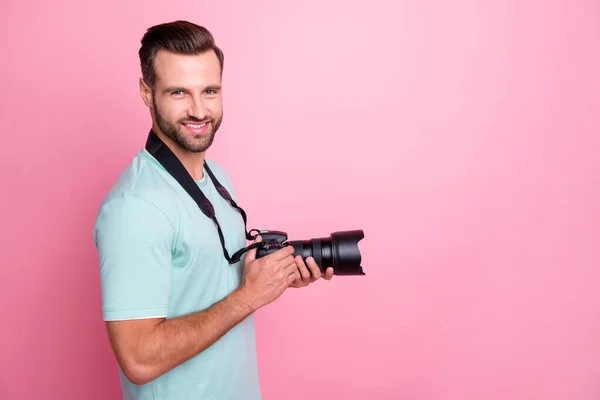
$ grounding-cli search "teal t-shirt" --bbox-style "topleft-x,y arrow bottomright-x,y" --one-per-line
93,149 -> 262,400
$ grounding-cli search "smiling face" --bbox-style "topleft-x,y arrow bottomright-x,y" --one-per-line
141,48 -> 223,154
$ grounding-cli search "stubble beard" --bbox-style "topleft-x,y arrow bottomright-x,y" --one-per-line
153,98 -> 222,153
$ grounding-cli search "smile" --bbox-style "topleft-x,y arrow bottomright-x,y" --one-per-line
182,121 -> 210,135
184,122 -> 207,129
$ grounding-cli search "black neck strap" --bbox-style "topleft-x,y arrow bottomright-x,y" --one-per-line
144,130 -> 261,264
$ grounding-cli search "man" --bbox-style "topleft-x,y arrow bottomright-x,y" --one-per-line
93,20 -> 333,400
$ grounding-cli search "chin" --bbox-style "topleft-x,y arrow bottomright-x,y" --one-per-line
181,136 -> 214,153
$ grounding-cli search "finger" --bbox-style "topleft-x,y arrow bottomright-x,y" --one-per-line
284,260 -> 301,286
287,269 -> 298,285
305,257 -> 322,281
282,256 -> 297,276
324,267 -> 334,280
270,244 -> 295,261
283,261 -> 300,283
244,235 -> 262,263
295,256 -> 311,284
288,266 -> 303,288
279,254 -> 296,272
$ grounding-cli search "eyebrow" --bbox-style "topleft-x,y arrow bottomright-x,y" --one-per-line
163,85 -> 221,94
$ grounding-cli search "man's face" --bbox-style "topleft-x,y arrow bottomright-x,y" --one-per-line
146,49 -> 223,153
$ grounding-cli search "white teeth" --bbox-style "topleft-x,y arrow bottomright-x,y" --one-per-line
186,123 -> 206,129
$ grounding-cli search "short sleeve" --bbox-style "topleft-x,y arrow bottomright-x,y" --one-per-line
93,195 -> 175,321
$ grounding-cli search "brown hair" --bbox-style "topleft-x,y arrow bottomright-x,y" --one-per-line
139,20 -> 224,91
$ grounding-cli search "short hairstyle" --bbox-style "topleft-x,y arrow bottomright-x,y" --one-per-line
138,20 -> 224,90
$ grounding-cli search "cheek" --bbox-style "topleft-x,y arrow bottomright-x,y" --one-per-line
158,100 -> 188,121
208,100 -> 223,117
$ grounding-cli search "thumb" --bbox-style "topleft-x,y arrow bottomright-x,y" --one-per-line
244,235 -> 262,263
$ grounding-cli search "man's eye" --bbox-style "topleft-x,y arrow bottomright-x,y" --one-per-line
172,91 -> 183,96
205,90 -> 214,95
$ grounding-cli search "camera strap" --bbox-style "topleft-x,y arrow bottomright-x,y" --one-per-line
144,129 -> 262,264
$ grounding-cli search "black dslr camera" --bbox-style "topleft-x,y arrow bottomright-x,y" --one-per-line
255,229 -> 366,276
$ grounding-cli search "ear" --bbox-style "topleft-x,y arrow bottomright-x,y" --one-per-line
139,78 -> 153,108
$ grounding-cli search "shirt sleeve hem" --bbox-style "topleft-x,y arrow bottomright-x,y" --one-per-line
103,307 -> 169,321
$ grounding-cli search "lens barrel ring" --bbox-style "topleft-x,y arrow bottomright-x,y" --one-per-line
311,238 -> 323,273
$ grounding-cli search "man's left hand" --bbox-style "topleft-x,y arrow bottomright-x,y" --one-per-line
289,256 -> 333,288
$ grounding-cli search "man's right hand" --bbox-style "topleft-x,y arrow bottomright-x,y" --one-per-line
239,235 -> 300,310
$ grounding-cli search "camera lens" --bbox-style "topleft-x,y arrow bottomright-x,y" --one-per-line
288,230 -> 365,276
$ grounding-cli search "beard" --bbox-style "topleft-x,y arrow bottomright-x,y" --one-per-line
153,98 -> 222,153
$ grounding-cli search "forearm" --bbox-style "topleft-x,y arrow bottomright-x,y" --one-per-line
123,286 -> 257,385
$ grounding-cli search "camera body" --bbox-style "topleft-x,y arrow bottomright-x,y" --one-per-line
255,229 -> 365,276
256,230 -> 290,255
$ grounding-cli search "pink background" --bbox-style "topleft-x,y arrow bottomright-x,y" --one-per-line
1,1 -> 600,399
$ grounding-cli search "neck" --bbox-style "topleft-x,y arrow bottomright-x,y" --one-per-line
152,126 -> 206,181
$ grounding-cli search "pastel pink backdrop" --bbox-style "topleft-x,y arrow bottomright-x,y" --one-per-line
1,1 -> 599,399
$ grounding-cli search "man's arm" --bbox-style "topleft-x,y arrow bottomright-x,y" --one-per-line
106,285 -> 256,386
99,226 -> 299,386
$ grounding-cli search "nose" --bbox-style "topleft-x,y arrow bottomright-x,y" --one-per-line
188,95 -> 208,120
